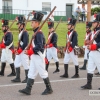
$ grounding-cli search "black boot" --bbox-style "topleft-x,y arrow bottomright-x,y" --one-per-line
7,63 -> 16,77
11,67 -> 21,82
22,70 -> 29,83
45,62 -> 49,72
53,62 -> 60,73
71,66 -> 79,78
80,60 -> 87,70
81,73 -> 93,89
19,78 -> 34,95
95,72 -> 100,75
42,77 -> 53,95
60,64 -> 68,78
0,63 -> 6,76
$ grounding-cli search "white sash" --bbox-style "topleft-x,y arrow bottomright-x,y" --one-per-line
19,30 -> 24,46
91,30 -> 100,51
5,42 -> 13,53
67,31 -> 73,43
32,38 -> 45,61
85,32 -> 91,40
48,32 -> 53,40
3,38 -> 13,53
91,30 -> 100,40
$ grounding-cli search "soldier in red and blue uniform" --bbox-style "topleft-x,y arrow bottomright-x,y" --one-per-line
11,16 -> 29,83
95,19 -> 100,76
80,22 -> 92,70
0,19 -> 16,77
18,12 -> 53,95
60,18 -> 79,78
45,20 -> 60,73
81,14 -> 100,89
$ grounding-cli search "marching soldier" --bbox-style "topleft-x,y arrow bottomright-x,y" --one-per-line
18,12 -> 53,95
45,20 -> 60,73
11,16 -> 29,83
80,22 -> 92,70
81,14 -> 100,89
0,19 -> 16,77
95,21 -> 100,76
60,18 -> 79,78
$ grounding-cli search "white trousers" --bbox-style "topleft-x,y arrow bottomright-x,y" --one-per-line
14,51 -> 29,70
1,49 -> 13,64
84,46 -> 90,60
47,47 -> 59,62
64,50 -> 79,65
87,51 -> 100,74
28,54 -> 48,79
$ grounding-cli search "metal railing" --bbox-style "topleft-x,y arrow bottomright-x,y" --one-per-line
0,9 -> 74,21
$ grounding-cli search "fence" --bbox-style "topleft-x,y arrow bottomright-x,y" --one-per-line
0,9 -> 74,21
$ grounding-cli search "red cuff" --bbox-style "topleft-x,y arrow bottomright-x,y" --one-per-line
0,43 -> 6,48
17,48 -> 23,54
10,49 -> 15,54
27,49 -> 34,56
68,46 -> 73,52
90,44 -> 97,50
49,43 -> 53,47
45,57 -> 49,64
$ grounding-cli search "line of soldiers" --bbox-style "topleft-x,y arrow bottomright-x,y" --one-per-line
0,11 -> 100,96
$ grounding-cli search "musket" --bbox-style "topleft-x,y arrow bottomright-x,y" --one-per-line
9,19 -> 16,30
46,17 -> 63,45
25,6 -> 57,50
54,17 -> 63,31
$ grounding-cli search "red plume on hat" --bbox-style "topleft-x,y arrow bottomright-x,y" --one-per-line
48,22 -> 51,25
1,19 -> 4,25
32,10 -> 36,15
86,21 -> 88,25
15,17 -> 18,21
68,18 -> 71,21
68,18 -> 71,23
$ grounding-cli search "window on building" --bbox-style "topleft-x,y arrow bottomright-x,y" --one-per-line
42,2 -> 51,12
2,0 -> 12,13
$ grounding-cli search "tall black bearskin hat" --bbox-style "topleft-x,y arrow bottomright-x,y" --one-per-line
86,22 -> 92,28
67,18 -> 77,26
32,12 -> 44,22
2,19 -> 9,27
16,15 -> 26,25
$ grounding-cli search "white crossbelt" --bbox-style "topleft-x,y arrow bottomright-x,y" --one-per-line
37,51 -> 45,63
5,42 -> 13,53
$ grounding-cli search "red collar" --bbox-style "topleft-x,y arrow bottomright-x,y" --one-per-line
67,31 -> 70,35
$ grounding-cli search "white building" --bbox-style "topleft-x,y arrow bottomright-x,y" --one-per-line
0,0 -> 78,21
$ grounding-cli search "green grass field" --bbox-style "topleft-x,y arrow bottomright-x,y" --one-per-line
0,21 -> 86,47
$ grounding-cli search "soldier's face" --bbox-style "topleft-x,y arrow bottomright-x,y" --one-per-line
48,28 -> 53,32
86,27 -> 89,31
17,23 -> 21,28
31,21 -> 39,29
31,21 -> 35,28
92,22 -> 98,28
18,23 -> 24,29
67,24 -> 72,30
2,26 -> 6,31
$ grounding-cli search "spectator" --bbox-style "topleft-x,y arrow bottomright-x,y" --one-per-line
94,11 -> 97,19
74,6 -> 81,22
81,6 -> 86,22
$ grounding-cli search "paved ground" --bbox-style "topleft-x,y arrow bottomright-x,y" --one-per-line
0,59 -> 100,100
